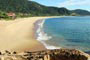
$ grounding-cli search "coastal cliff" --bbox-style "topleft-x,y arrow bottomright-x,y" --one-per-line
0,49 -> 89,60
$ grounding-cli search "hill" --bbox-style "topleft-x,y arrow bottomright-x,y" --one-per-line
72,9 -> 90,16
0,0 -> 90,18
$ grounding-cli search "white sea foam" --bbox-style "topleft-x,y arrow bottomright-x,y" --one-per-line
36,19 -> 52,41
35,19 -> 61,49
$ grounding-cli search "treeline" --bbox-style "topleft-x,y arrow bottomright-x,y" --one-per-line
0,0 -> 90,19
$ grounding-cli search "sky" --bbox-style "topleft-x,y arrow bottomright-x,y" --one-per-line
31,0 -> 90,11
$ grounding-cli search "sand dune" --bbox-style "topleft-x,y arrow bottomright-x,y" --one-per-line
0,17 -> 50,53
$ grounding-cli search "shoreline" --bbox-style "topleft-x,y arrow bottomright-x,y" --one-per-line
34,18 -> 61,49
0,16 -> 56,53
34,16 -> 90,54
0,16 -> 89,54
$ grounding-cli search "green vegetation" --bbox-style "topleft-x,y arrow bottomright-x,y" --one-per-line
72,9 -> 90,15
0,11 -> 8,18
0,0 -> 90,19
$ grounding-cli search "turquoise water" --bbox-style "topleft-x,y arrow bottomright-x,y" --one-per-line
43,16 -> 90,52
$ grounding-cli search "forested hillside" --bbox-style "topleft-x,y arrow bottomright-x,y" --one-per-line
0,0 -> 90,19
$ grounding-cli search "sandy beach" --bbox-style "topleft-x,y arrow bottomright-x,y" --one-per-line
0,17 -> 52,53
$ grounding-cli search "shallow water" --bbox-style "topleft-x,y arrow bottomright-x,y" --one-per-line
42,16 -> 90,52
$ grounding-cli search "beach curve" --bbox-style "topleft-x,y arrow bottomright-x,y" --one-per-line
0,17 -> 53,53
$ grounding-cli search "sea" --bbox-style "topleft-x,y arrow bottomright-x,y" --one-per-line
35,16 -> 90,53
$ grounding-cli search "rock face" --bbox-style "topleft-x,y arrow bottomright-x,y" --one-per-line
23,49 -> 90,60
0,49 -> 90,60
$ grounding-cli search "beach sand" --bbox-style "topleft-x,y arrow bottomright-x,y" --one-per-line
0,17 -> 52,53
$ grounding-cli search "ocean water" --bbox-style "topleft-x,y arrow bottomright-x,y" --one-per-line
36,16 -> 90,52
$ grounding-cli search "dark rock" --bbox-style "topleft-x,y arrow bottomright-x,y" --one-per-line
0,49 -> 89,60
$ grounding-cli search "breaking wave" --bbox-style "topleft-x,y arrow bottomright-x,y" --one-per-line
34,19 -> 61,49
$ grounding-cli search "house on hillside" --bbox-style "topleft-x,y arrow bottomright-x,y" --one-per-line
7,12 -> 16,19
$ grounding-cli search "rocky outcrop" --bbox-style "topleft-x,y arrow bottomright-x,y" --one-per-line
0,49 -> 89,60
23,49 -> 90,60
